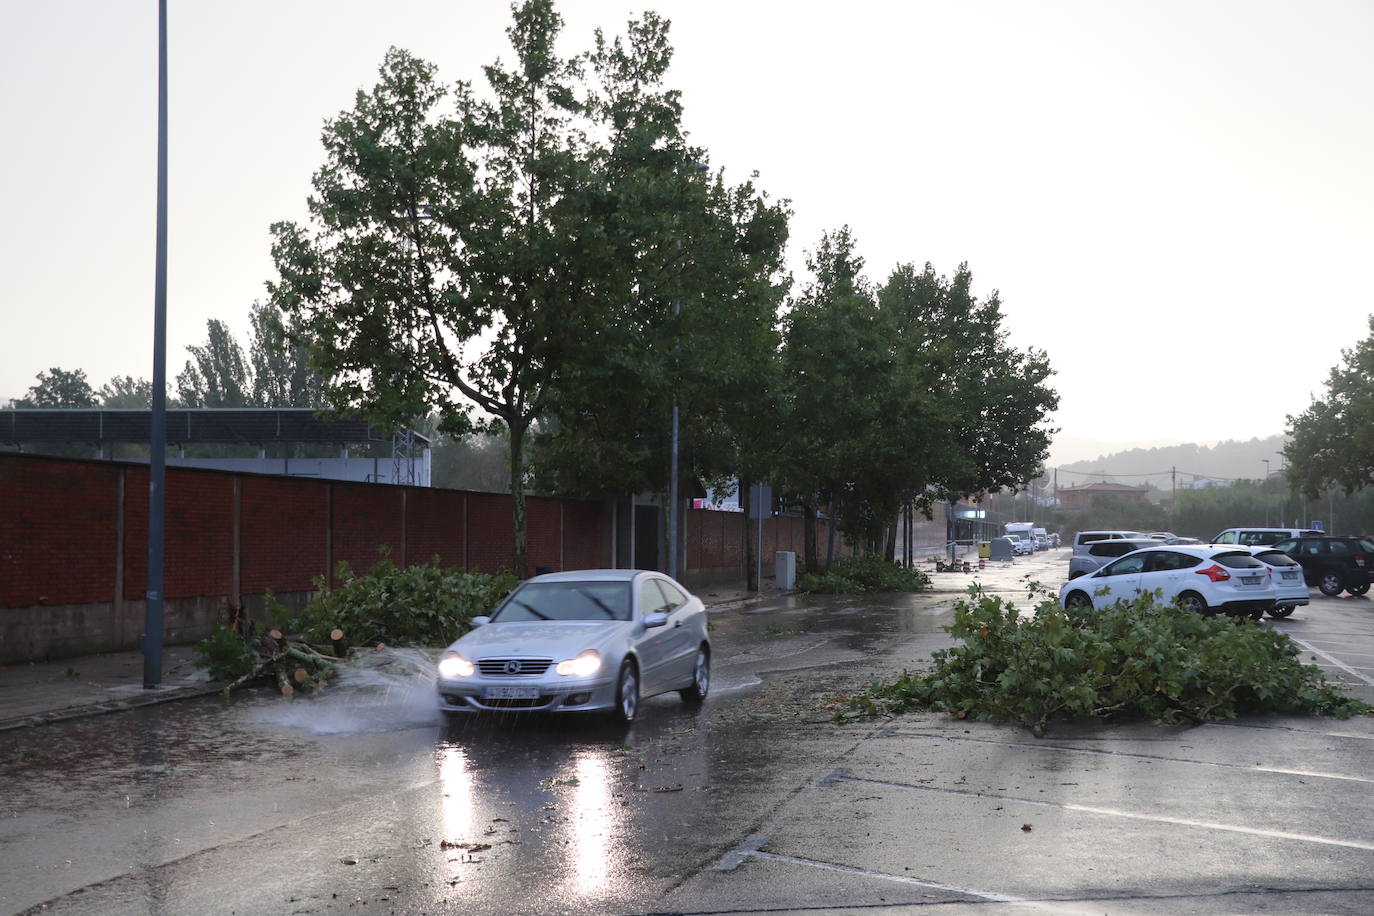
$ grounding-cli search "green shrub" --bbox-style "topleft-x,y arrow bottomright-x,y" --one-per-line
285,552 -> 518,648
798,554 -> 931,594
194,624 -> 258,680
849,588 -> 1371,733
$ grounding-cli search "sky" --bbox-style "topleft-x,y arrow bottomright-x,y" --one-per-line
2,0 -> 1371,468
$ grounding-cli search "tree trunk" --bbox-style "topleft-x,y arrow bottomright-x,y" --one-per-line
803,502 -> 818,573
742,476 -> 756,591
508,420 -> 528,578
825,511 -> 836,572
884,519 -> 898,563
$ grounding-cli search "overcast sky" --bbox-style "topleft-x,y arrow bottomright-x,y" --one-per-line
2,1 -> 1370,467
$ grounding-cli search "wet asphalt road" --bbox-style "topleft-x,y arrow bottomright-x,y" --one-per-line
2,552 -> 1373,915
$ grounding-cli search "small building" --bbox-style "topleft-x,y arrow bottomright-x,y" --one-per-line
1057,481 -> 1150,511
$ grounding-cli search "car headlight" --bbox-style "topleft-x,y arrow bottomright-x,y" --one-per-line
556,650 -> 601,677
438,653 -> 474,678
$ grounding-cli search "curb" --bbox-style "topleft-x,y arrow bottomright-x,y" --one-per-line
0,681 -> 229,735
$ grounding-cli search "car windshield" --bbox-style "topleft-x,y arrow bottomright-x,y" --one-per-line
491,581 -> 632,622
1362,539 -> 1374,553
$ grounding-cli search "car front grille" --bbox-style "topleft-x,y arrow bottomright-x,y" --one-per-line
478,658 -> 553,676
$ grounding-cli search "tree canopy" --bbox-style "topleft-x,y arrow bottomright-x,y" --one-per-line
1285,315 -> 1374,498
269,0 -> 785,575
778,229 -> 1058,553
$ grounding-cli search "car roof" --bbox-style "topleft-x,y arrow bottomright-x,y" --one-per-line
525,569 -> 652,584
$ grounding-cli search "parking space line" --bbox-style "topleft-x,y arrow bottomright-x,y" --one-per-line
1286,635 -> 1374,687
843,776 -> 1374,851
882,730 -> 1374,785
747,850 -> 1071,912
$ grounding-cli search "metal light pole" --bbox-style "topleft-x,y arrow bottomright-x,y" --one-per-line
143,0 -> 169,687
666,162 -> 708,581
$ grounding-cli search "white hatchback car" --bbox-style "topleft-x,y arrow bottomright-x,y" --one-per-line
1245,547 -> 1310,619
1059,545 -> 1277,619
436,569 -> 710,724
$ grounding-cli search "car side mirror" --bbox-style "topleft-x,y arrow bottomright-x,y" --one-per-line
471,616 -> 490,628
643,613 -> 669,629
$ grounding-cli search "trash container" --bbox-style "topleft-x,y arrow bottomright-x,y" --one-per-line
977,541 -> 991,559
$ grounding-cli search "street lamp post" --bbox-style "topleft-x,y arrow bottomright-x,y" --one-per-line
666,161 -> 708,581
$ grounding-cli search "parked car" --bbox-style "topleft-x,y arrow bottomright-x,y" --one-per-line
1068,538 -> 1161,579
1211,527 -> 1323,547
1059,544 -> 1277,618
1071,530 -> 1144,557
436,569 -> 710,723
1244,547 -> 1310,618
1269,536 -> 1374,597
1033,527 -> 1049,550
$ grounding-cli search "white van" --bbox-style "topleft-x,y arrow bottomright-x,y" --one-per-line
1032,527 -> 1048,550
1212,527 -> 1323,547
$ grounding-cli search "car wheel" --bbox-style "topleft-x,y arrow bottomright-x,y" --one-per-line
1175,591 -> 1210,616
1318,572 -> 1344,597
1348,583 -> 1370,597
609,660 -> 639,725
679,645 -> 710,703
1268,604 -> 1294,619
1064,591 -> 1093,611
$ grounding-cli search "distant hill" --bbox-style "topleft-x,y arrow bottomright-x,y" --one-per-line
1050,434 -> 1287,490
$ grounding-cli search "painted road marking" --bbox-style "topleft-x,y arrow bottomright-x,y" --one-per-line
884,729 -> 1374,785
844,776 -> 1374,852
748,851 -> 1074,912
1287,635 -> 1374,687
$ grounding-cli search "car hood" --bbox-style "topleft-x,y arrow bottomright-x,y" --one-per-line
447,620 -> 634,658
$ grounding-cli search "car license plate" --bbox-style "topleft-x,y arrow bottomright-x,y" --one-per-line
1282,570 -> 1298,580
482,686 -> 541,700
1240,576 -> 1261,585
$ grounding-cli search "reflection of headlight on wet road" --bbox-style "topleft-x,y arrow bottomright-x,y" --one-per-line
573,753 -> 612,893
438,653 -> 474,678
437,746 -> 473,879
556,649 -> 601,677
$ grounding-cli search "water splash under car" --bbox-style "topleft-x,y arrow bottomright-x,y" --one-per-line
436,569 -> 710,724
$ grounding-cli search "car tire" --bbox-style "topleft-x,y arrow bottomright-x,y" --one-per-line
1348,583 -> 1370,597
679,645 -> 710,704
1268,604 -> 1294,619
1175,591 -> 1210,616
1064,591 -> 1093,611
1318,572 -> 1344,597
609,660 -> 639,725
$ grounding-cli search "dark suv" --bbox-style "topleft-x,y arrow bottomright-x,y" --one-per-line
1271,536 -> 1374,597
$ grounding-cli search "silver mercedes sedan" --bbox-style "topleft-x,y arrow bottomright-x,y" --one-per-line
435,569 -> 710,724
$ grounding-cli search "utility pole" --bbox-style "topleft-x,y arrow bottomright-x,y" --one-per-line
1171,466 -> 1176,514
143,0 -> 169,688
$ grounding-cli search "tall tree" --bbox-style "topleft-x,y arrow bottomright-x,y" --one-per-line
270,2 -> 739,576
248,300 -> 324,408
1285,314 -> 1374,497
877,261 -> 1057,507
778,228 -> 886,564
18,367 -> 97,408
176,319 -> 252,407
99,375 -> 153,408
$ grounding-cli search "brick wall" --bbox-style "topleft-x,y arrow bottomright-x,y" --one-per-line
0,458 -> 119,607
2,453 -> 867,661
